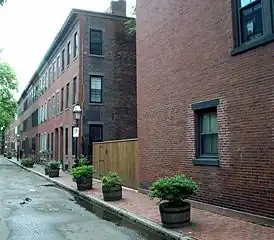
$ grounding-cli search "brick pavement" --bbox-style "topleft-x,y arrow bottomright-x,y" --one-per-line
17,161 -> 274,240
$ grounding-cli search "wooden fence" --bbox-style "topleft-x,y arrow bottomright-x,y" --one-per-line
92,139 -> 138,189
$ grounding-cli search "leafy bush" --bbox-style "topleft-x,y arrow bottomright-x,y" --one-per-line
78,154 -> 90,166
149,175 -> 198,205
102,171 -> 122,188
71,165 -> 94,181
21,158 -> 35,168
48,161 -> 60,169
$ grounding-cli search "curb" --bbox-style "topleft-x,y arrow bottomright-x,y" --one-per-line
6,158 -> 193,240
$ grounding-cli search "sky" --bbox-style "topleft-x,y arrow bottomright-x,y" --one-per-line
0,0 -> 136,100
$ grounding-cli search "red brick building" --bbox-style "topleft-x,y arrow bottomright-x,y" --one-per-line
137,0 -> 274,218
17,1 -> 136,168
4,117 -> 19,155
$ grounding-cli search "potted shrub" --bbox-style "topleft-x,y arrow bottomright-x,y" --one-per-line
44,162 -> 49,175
21,158 -> 35,168
7,152 -> 12,159
101,171 -> 122,201
71,165 -> 94,191
79,154 -> 90,166
48,161 -> 60,178
149,175 -> 198,229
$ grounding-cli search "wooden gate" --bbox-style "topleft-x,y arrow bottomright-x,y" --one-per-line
92,139 -> 138,189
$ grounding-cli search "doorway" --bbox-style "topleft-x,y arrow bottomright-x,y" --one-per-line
88,124 -> 103,163
60,127 -> 64,168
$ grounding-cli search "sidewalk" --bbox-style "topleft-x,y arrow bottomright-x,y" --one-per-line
8,158 -> 274,240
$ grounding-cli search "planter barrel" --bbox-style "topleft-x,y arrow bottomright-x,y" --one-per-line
45,167 -> 49,175
102,185 -> 122,201
159,201 -> 190,228
48,168 -> 60,178
76,178 -> 92,191
23,163 -> 34,168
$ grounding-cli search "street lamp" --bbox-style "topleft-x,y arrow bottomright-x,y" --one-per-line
72,103 -> 82,168
16,134 -> 20,161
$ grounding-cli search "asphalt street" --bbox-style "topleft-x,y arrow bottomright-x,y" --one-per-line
0,158 -> 148,240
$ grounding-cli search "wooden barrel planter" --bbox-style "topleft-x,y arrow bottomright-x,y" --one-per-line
76,178 -> 92,191
159,201 -> 191,228
48,169 -> 60,178
102,185 -> 122,201
45,166 -> 49,175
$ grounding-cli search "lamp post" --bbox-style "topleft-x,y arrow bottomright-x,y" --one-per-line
72,103 -> 82,168
16,134 -> 20,161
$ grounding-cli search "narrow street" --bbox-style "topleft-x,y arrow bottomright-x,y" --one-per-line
0,158 -> 147,240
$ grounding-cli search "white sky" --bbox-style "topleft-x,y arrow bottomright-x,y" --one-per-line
0,0 -> 135,100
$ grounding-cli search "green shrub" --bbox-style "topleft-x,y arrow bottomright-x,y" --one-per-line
48,161 -> 60,169
149,175 -> 198,205
102,171 -> 122,188
71,165 -> 94,181
21,158 -> 35,168
78,154 -> 90,166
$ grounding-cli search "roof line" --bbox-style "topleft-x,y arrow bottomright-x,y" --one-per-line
18,8 -> 133,104
18,9 -> 77,103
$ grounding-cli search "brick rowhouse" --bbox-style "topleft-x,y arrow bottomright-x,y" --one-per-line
17,0 -> 136,168
136,0 -> 274,218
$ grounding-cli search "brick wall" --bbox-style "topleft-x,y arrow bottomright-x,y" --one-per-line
82,14 -> 137,155
137,0 -> 274,218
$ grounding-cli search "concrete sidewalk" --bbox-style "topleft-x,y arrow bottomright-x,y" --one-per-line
7,158 -> 274,240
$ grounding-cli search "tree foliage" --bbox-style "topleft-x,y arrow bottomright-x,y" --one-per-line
0,0 -> 7,6
125,7 -> 136,35
0,61 -> 18,129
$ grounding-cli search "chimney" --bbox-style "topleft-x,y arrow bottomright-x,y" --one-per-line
110,0 -> 127,17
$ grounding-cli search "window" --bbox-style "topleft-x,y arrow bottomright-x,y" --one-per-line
44,103 -> 47,121
44,134 -> 47,151
192,99 -> 219,166
90,76 -> 102,103
45,72 -> 48,88
232,0 -> 274,54
41,76 -> 45,92
66,83 -> 70,108
38,107 -> 41,125
47,133 -> 50,150
65,128 -> 68,155
89,29 -> 103,55
72,127 -> 76,155
52,95 -> 55,117
57,56 -> 60,77
52,61 -> 56,82
67,42 -> 71,65
89,125 -> 103,143
49,66 -> 52,86
61,49 -> 65,71
51,132 -> 54,153
61,87 -> 64,111
73,32 -> 78,58
41,105 -> 44,123
48,99 -> 51,118
73,77 -> 77,104
56,92 -> 59,115
31,109 -> 38,127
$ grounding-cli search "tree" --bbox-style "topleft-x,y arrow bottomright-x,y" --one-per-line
0,61 -> 18,129
0,0 -> 7,6
125,7 -> 136,35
